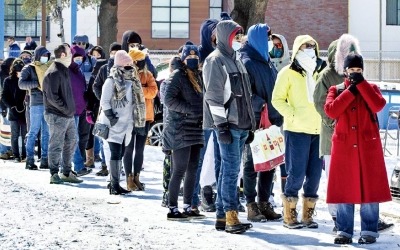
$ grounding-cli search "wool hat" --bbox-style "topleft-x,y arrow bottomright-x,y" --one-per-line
114,50 -> 133,67
19,50 -> 33,58
70,45 -> 86,58
73,34 -> 89,44
343,53 -> 363,70
12,58 -> 25,72
180,41 -> 199,61
128,49 -> 146,61
109,42 -> 122,53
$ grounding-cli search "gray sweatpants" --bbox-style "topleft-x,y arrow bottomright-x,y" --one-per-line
44,113 -> 76,176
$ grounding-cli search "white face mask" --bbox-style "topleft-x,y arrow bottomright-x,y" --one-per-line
232,41 -> 242,51
40,56 -> 49,64
303,48 -> 316,59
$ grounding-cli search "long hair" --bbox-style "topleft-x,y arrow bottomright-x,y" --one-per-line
186,67 -> 202,93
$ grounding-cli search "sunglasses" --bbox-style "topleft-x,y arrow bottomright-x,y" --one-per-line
77,42 -> 86,46
304,43 -> 316,49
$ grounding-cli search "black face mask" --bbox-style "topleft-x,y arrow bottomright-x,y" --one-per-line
136,60 -> 146,70
186,58 -> 199,70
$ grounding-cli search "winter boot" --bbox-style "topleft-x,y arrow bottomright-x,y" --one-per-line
225,211 -> 247,234
215,217 -> 253,231
39,157 -> 49,169
96,163 -> 109,176
200,185 -> 216,212
237,187 -> 245,212
281,194 -> 303,229
127,173 -> 138,191
334,235 -> 353,244
301,195 -> 318,228
25,158 -> 38,170
258,201 -> 282,221
109,160 -> 130,195
246,202 -> 266,222
133,173 -> 145,191
84,148 -> 95,168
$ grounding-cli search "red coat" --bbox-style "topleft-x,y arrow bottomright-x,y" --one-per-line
324,79 -> 392,204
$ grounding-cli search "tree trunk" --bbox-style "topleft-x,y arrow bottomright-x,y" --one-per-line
98,0 -> 118,58
230,0 -> 269,32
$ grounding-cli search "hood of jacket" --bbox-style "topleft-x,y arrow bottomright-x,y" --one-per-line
216,20 -> 242,57
107,57 -> 115,73
34,46 -> 51,62
199,19 -> 219,63
291,35 -> 319,61
271,34 -> 290,62
121,30 -> 142,52
327,40 -> 338,68
247,23 -> 270,62
334,34 -> 361,75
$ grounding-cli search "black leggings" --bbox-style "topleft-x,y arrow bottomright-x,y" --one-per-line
168,144 -> 201,207
108,141 -> 125,160
123,122 -> 150,175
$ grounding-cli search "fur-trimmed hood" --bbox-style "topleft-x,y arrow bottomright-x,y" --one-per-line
334,34 -> 361,75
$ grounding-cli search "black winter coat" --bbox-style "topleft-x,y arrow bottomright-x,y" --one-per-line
93,58 -> 113,101
163,69 -> 204,151
1,76 -> 26,122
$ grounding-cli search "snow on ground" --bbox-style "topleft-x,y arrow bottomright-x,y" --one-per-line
0,144 -> 400,250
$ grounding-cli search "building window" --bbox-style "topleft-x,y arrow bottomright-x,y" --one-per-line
4,0 -> 48,39
152,0 -> 189,38
210,0 -> 222,19
387,0 -> 400,25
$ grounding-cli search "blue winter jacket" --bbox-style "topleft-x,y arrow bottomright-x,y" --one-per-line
240,24 -> 283,126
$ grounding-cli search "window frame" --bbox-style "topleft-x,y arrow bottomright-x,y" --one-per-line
386,0 -> 400,25
209,0 -> 222,19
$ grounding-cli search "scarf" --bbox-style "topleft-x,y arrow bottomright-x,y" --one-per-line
33,60 -> 53,91
295,50 -> 317,103
110,66 -> 146,135
55,54 -> 72,68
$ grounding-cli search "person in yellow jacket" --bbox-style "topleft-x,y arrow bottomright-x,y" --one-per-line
272,35 -> 325,229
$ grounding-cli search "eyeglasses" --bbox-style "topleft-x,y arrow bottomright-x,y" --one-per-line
77,42 -> 86,46
129,43 -> 141,49
304,43 -> 316,49
274,43 -> 283,49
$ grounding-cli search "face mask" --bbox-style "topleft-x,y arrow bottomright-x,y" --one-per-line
270,47 -> 283,58
22,58 -> 31,65
268,41 -> 274,52
303,48 -> 316,59
347,72 -> 364,83
40,56 -> 49,64
186,58 -> 199,70
74,59 -> 82,66
232,41 -> 241,51
122,67 -> 134,80
136,60 -> 146,70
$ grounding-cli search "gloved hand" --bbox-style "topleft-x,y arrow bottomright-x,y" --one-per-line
86,110 -> 95,125
348,84 -> 358,95
245,131 -> 254,144
216,123 -> 232,144
103,109 -> 118,126
1,109 -> 6,117
348,72 -> 364,85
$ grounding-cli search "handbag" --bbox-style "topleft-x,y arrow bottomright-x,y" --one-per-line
0,116 -> 11,147
250,106 -> 285,172
92,108 -> 109,140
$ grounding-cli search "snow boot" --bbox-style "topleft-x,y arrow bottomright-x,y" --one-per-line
225,210 -> 249,234
200,185 -> 216,212
281,194 -> 303,229
215,217 -> 253,231
133,173 -> 145,191
246,202 -> 266,222
84,148 -> 95,168
301,195 -> 318,228
39,157 -> 49,169
96,164 -> 109,176
334,235 -> 353,244
127,173 -> 138,191
258,201 -> 282,221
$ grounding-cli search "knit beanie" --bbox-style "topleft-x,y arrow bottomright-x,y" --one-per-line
114,50 -> 133,67
180,41 -> 199,61
109,42 -> 122,53
343,53 -> 363,70
70,45 -> 86,58
128,49 -> 146,61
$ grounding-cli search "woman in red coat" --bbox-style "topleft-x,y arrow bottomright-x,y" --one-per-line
324,53 -> 392,245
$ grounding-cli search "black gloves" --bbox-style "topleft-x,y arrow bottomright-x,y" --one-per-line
348,72 -> 364,85
245,131 -> 254,144
103,109 -> 118,126
348,84 -> 358,95
217,123 -> 232,144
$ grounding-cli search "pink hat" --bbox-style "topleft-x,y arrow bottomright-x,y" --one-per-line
114,50 -> 133,67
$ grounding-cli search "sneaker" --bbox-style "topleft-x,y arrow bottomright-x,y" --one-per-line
183,206 -> 205,219
167,207 -> 191,221
50,173 -> 64,184
358,235 -> 376,244
76,167 -> 92,177
60,172 -> 83,183
96,167 -> 109,176
377,218 -> 394,231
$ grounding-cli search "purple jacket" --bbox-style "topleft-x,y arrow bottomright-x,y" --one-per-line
69,62 -> 86,115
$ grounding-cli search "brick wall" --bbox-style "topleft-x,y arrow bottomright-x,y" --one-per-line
265,0 -> 348,50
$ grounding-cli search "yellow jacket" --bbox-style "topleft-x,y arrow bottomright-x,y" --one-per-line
271,35 -> 321,134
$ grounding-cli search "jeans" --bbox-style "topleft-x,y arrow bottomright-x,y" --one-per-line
99,138 -> 106,164
45,113 -> 76,176
123,122 -> 150,176
10,121 -> 27,158
337,203 -> 379,238
216,128 -> 248,219
25,105 -> 49,160
284,131 -> 322,198
243,144 -> 275,203
73,115 -> 85,172
168,145 -> 201,207
192,129 -> 221,206
94,136 -> 101,156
